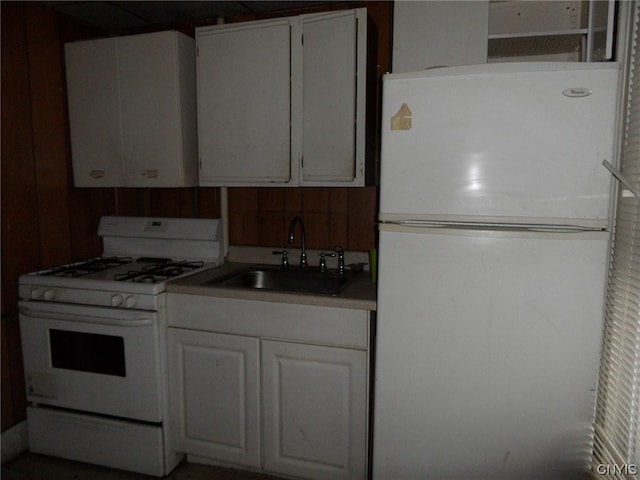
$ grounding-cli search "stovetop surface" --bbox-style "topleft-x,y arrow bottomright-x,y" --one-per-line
35,256 -> 206,284
21,255 -> 216,297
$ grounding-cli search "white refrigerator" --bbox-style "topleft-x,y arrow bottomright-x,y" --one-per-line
373,62 -> 620,480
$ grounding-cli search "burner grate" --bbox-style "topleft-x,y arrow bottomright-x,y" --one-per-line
40,256 -> 133,277
114,260 -> 205,283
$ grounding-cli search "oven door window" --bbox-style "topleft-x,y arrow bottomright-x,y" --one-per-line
49,329 -> 126,377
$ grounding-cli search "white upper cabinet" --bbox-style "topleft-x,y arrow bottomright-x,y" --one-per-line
65,31 -> 198,188
197,8 -> 373,187
65,37 -> 123,186
197,18 -> 294,185
300,10 -> 368,185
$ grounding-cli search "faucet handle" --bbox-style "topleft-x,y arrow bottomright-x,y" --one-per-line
334,246 -> 345,275
272,250 -> 289,268
318,251 -> 336,273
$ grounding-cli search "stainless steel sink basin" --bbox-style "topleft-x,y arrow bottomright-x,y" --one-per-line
205,265 -> 355,295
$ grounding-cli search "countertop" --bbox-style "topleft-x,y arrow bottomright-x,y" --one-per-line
166,262 -> 377,311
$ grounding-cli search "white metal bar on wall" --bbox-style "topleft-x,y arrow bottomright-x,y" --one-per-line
592,1 -> 640,479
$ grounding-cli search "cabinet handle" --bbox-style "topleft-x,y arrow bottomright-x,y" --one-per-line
141,169 -> 159,179
89,169 -> 105,179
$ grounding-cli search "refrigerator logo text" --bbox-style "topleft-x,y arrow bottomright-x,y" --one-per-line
391,103 -> 412,130
562,87 -> 593,98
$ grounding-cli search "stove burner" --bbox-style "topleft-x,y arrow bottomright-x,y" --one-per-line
40,256 -> 133,278
134,274 -> 161,283
136,257 -> 172,264
114,260 -> 205,283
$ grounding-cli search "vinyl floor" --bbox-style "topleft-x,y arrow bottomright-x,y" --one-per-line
1,453 -> 288,480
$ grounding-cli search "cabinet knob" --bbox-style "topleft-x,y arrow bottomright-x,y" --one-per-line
141,169 -> 159,179
89,170 -> 105,179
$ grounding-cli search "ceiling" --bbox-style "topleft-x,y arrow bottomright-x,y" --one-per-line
45,1 -> 342,34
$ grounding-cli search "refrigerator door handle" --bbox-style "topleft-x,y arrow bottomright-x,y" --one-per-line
602,159 -> 639,198
382,219 -> 606,233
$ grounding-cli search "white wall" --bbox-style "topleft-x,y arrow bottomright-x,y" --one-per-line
392,0 -> 489,73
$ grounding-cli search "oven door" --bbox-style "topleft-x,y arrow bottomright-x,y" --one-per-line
19,301 -> 162,423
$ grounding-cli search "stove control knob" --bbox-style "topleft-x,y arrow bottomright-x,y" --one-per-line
111,294 -> 123,307
31,288 -> 43,300
43,289 -> 56,301
125,296 -> 138,308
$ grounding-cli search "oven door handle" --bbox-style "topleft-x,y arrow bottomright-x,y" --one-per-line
19,306 -> 155,327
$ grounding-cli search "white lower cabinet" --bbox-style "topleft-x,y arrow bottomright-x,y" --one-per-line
262,340 -> 368,480
166,295 -> 371,479
168,329 -> 261,468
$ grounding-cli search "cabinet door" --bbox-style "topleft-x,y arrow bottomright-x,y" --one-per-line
197,19 -> 293,185
168,328 -> 260,468
300,10 -> 366,185
262,340 -> 368,480
119,32 -> 194,187
65,38 -> 124,187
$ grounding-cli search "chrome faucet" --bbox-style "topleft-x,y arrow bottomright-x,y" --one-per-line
288,216 -> 307,268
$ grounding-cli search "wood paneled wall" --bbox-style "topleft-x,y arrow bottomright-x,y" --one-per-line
0,1 -> 391,431
1,2 -> 70,430
228,187 -> 378,251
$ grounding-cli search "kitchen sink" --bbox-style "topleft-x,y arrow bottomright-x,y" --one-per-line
205,265 -> 356,295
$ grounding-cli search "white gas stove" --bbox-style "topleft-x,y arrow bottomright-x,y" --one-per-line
20,216 -> 222,309
18,216 -> 224,477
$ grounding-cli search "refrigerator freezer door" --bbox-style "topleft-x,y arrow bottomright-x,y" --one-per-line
373,227 -> 608,480
379,63 -> 620,228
